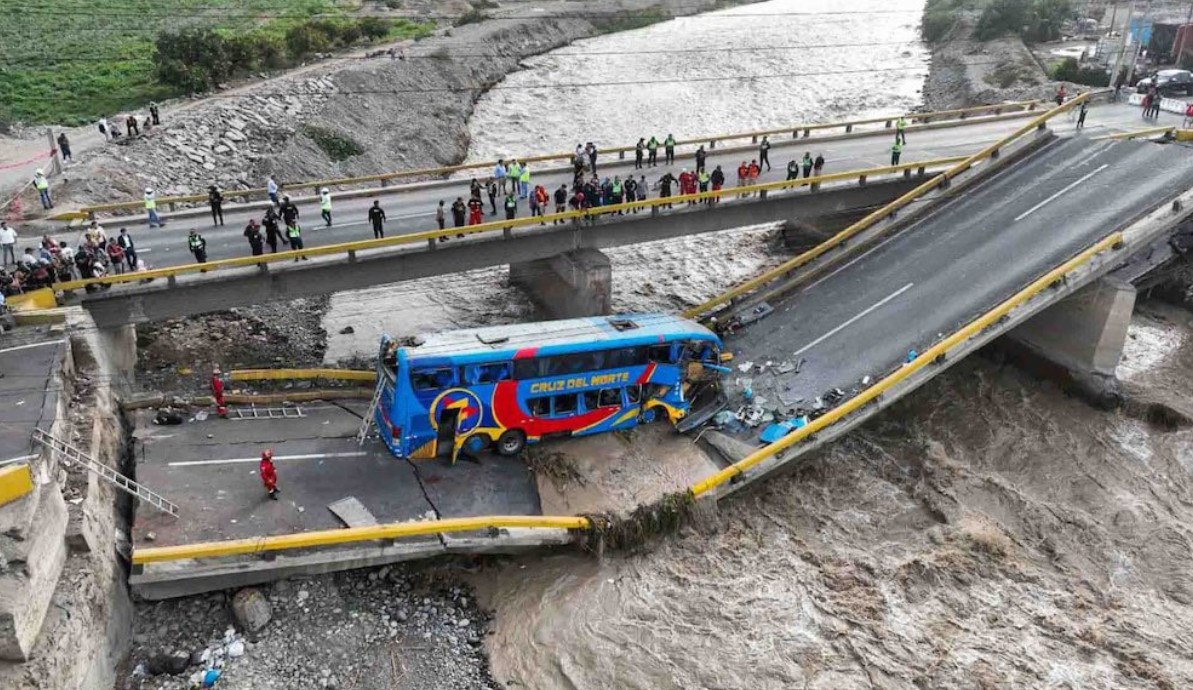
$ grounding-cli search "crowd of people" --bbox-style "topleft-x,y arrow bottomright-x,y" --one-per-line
96,103 -> 162,143
0,219 -> 143,296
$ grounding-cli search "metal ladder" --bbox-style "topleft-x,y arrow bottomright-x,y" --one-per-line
357,380 -> 384,446
32,428 -> 179,517
233,405 -> 305,420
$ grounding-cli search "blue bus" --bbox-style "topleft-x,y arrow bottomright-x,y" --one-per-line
374,313 -> 725,461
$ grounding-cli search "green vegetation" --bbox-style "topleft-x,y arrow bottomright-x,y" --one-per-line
300,124 -> 364,161
0,0 -> 434,126
1051,57 -> 1109,86
589,7 -> 673,35
922,0 -> 1072,44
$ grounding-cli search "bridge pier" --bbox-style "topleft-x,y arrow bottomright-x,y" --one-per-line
1005,276 -> 1136,406
92,323 -> 138,391
509,248 -> 612,319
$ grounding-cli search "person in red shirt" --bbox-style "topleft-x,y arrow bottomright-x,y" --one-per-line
747,159 -> 761,186
1184,102 -> 1193,128
259,450 -> 279,500
211,366 -> 227,418
467,196 -> 484,226
736,161 -> 749,197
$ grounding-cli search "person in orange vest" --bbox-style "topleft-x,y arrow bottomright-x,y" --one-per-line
259,450 -> 279,500
211,366 -> 227,418
747,160 -> 761,197
736,161 -> 749,197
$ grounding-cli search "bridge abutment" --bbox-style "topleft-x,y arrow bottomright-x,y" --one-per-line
509,248 -> 612,318
1005,276 -> 1136,406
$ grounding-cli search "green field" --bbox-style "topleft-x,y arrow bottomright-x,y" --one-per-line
0,0 -> 433,126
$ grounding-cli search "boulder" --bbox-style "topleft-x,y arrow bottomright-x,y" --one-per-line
231,588 -> 273,633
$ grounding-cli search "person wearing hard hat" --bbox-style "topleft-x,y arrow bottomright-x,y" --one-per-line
319,187 -> 333,227
144,188 -> 163,228
259,450 -> 279,500
32,170 -> 51,209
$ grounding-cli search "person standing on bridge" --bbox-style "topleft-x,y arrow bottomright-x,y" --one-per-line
786,158 -> 799,180
586,143 -> 598,177
208,185 -> 225,226
286,222 -> 306,259
747,160 -> 760,190
259,450 -> 279,500
533,184 -> 549,222
658,171 -> 676,208
1076,99 -> 1089,130
267,176 -> 279,206
117,228 -> 136,270
319,188 -> 333,227
801,152 -> 813,179
486,179 -> 498,215
33,170 -> 52,210
664,134 -> 676,165
436,200 -> 446,232
710,165 -> 725,204
493,159 -> 507,195
758,137 -> 771,171
736,161 -> 748,196
697,168 -> 711,203
635,138 -> 645,169
507,160 -> 522,197
890,140 -> 903,166
106,239 -> 125,275
519,162 -> 531,200
262,207 -> 282,253
368,200 -> 387,239
813,153 -> 825,177
647,136 -> 659,167
896,116 -> 907,145
280,195 -> 299,227
1184,102 -> 1193,128
450,197 -> 466,240
695,145 -> 707,174
504,192 -> 518,222
0,221 -> 16,266
187,230 -> 208,265
244,219 -> 265,256
624,176 -> 638,212
554,184 -> 568,222
144,188 -> 163,228
467,194 -> 485,227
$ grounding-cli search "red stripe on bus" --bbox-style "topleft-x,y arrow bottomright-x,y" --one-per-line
514,347 -> 538,360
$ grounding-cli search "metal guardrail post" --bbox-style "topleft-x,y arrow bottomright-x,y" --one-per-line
858,175 -> 867,186
991,148 -> 1000,159
618,151 -> 625,160
347,250 -> 357,263
751,135 -> 758,143
427,238 -> 436,250
903,169 -> 911,179
710,140 -> 716,149
167,275 -> 177,288
503,227 -> 513,239
845,124 -> 853,133
803,128 -> 810,138
885,120 -> 892,128
917,166 -> 925,176
760,189 -> 768,199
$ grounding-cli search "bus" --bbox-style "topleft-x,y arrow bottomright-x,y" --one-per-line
374,313 -> 726,462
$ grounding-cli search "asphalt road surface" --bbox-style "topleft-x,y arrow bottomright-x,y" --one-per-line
0,333 -> 63,464
728,137 -> 1193,414
47,104 -> 1166,270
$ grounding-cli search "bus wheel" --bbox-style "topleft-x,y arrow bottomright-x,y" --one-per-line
639,407 -> 658,424
462,434 -> 488,456
496,430 -> 525,456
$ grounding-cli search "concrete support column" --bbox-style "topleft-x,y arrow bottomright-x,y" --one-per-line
0,483 -> 68,661
509,248 -> 612,318
1006,276 -> 1136,404
94,323 -> 138,390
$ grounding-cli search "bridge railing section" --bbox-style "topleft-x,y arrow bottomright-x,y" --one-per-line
55,156 -> 967,293
680,92 -> 1098,320
68,101 -> 1040,218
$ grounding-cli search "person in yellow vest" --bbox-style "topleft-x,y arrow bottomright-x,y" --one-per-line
508,160 -> 522,197
518,163 -> 531,199
319,187 -> 333,227
896,116 -> 907,145
144,187 -> 163,228
33,170 -> 52,209
890,139 -> 903,166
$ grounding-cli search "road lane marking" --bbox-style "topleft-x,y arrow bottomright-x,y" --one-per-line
0,340 -> 64,355
169,451 -> 368,467
793,282 -> 914,357
1013,163 -> 1109,222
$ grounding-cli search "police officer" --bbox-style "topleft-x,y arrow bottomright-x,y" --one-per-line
279,194 -> 299,228
890,139 -> 903,166
786,159 -> 799,180
262,206 -> 283,253
647,136 -> 660,167
695,145 -> 707,174
368,200 -> 386,239
664,134 -> 676,165
144,187 -> 163,228
758,136 -> 771,171
319,187 -> 333,227
896,116 -> 907,145
286,221 -> 306,260
33,170 -> 52,209
208,185 -> 224,226
187,230 -> 207,263
244,219 -> 265,256
504,193 -> 518,221
635,138 -> 645,169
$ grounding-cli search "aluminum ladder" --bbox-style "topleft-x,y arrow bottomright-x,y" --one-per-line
32,428 -> 179,517
357,380 -> 384,446
233,405 -> 305,420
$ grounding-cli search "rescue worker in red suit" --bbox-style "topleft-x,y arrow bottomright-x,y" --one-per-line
211,366 -> 227,418
259,450 -> 279,500
467,195 -> 484,225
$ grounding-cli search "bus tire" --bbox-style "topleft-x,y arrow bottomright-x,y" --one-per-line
496,430 -> 525,456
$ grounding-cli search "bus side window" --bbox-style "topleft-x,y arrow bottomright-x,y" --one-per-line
598,388 -> 622,407
529,397 -> 550,417
476,362 -> 511,384
412,368 -> 455,391
648,345 -> 672,363
553,394 -> 578,416
626,384 -> 643,404
582,391 -> 600,411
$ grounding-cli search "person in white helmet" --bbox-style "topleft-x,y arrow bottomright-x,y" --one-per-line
144,187 -> 163,228
319,187 -> 332,227
32,170 -> 51,209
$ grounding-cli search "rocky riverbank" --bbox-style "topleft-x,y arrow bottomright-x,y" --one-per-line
921,16 -> 1057,110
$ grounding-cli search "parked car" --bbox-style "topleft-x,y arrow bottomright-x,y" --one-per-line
1136,69 -> 1193,95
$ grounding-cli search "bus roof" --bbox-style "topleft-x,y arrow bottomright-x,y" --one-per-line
397,313 -> 718,361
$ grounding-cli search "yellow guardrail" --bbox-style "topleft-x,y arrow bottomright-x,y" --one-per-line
68,101 -> 1040,217
0,463 -> 34,508
681,92 -> 1097,320
229,368 -> 376,382
131,514 -> 592,564
55,156 -> 967,293
1101,126 -> 1181,141
690,230 -> 1125,497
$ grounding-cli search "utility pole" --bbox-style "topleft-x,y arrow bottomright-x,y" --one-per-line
1110,2 -> 1135,88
